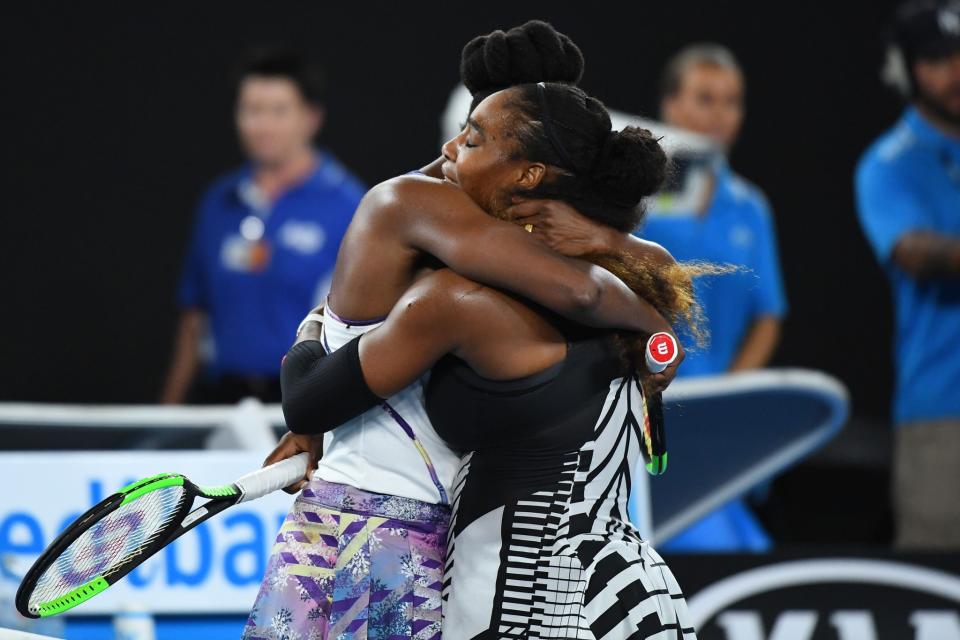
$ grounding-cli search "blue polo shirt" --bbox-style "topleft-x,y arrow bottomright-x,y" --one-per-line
637,161 -> 786,552
640,161 -> 788,376
178,149 -> 365,377
855,108 -> 960,425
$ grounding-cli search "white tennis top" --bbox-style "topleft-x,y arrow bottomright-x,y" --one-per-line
311,308 -> 461,505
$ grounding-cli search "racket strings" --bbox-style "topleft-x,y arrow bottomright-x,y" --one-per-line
29,485 -> 187,610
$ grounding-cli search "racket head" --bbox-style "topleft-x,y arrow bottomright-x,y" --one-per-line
15,472 -> 198,618
15,453 -> 303,618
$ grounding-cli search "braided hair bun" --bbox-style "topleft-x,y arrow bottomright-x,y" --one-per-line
507,83 -> 668,232
592,127 -> 668,209
460,20 -> 584,96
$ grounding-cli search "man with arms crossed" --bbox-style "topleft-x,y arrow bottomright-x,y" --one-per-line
857,0 -> 960,549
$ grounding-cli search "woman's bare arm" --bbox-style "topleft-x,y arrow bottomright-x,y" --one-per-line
369,176 -> 673,335
356,272 -> 479,397
281,273 -> 477,435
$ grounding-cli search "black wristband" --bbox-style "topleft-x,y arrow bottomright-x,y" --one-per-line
280,337 -> 382,434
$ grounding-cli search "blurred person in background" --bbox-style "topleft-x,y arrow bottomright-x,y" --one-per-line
642,44 -> 788,552
644,44 -> 787,377
161,47 -> 365,405
856,0 -> 960,550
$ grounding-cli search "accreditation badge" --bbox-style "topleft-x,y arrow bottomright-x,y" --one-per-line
221,214 -> 273,273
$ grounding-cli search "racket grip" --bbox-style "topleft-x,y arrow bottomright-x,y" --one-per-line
645,332 -> 679,374
235,452 -> 311,502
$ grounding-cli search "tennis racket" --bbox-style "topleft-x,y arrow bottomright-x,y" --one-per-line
640,332 -> 678,476
15,452 -> 310,619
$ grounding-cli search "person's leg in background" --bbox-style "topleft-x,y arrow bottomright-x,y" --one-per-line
893,420 -> 960,550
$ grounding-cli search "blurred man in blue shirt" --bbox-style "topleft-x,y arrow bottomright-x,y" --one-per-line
161,48 -> 365,404
644,44 -> 788,377
642,44 -> 788,552
856,0 -> 960,549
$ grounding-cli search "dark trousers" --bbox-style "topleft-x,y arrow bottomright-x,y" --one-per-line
187,373 -> 282,405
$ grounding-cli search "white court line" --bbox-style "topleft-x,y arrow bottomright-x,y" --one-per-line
0,628 -> 63,640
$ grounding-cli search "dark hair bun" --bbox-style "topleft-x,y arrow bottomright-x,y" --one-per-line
592,127 -> 668,207
460,20 -> 585,95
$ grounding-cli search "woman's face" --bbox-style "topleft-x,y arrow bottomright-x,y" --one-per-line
440,89 -> 544,217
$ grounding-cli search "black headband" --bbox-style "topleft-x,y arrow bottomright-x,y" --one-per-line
536,82 -> 584,174
536,82 -> 618,177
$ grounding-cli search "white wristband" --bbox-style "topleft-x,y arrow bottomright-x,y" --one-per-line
296,313 -> 325,336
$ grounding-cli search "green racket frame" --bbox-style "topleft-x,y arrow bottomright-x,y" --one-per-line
16,473 -> 241,618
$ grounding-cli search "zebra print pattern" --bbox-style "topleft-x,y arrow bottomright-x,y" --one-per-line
441,376 -> 697,640
441,450 -> 472,604
498,454 -> 584,639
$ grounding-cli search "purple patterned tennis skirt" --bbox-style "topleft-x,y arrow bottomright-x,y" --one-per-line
242,477 -> 450,640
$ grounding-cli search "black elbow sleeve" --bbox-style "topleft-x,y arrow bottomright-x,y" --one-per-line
280,337 -> 383,434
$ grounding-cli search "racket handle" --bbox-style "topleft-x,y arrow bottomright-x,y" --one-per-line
645,332 -> 679,374
235,452 -> 310,502
645,392 -> 668,475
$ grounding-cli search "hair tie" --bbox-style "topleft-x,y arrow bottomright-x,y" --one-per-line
536,82 -> 582,174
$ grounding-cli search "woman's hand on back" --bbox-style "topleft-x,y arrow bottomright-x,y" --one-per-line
505,197 -> 616,257
507,196 -> 688,394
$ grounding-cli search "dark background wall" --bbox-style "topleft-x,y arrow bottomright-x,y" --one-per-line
2,1 -> 902,424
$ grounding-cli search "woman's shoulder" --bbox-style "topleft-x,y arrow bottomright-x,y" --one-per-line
368,172 -> 454,201
625,234 -> 676,269
354,173 -> 472,226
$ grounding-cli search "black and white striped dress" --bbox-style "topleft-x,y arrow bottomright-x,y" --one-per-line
425,335 -> 697,640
